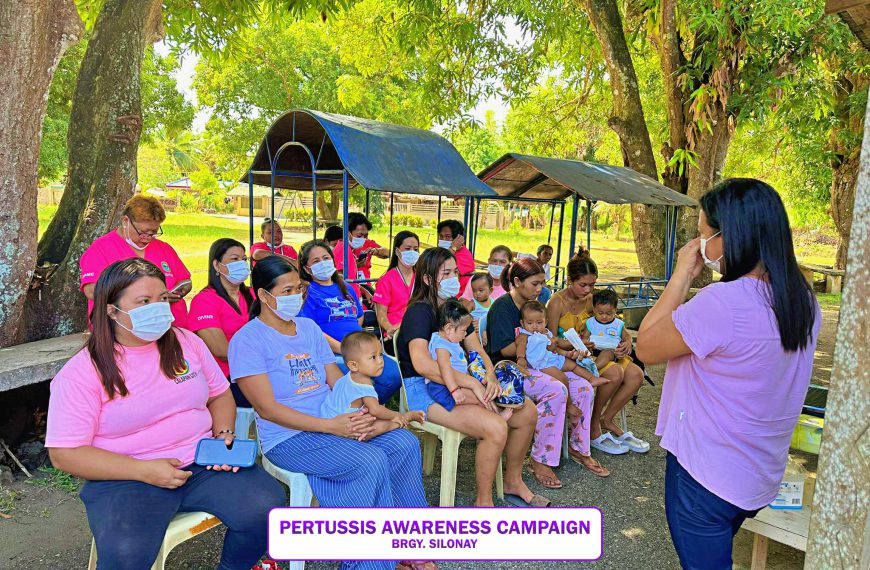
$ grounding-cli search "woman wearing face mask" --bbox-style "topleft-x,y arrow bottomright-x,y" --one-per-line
396,248 -> 547,507
188,238 -> 255,407
372,231 -> 420,344
229,257 -> 432,570
460,245 -> 512,302
299,240 -> 403,403
436,219 -> 476,291
46,258 -> 284,570
80,195 -> 192,328
637,179 -> 820,569
333,213 -> 389,281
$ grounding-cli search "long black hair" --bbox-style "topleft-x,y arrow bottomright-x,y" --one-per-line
299,239 -> 353,302
388,230 -> 420,270
409,247 -> 456,308
208,238 -> 253,315
249,255 -> 299,318
700,178 -> 816,352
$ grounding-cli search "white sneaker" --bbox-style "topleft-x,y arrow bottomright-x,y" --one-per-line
590,432 -> 629,455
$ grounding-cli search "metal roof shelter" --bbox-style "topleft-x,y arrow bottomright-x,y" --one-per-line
477,153 -> 699,280
242,109 -> 497,282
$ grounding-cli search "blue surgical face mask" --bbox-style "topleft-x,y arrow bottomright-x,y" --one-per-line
113,302 -> 174,342
310,259 -> 336,281
438,276 -> 461,300
220,260 -> 250,285
400,250 -> 420,267
266,291 -> 303,320
350,237 -> 366,249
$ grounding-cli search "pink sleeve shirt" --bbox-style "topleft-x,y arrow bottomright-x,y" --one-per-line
453,246 -> 477,292
46,329 -> 228,467
187,287 -> 250,376
80,231 -> 191,328
372,268 -> 414,327
656,277 -> 821,510
332,240 -> 362,297
250,242 -> 298,267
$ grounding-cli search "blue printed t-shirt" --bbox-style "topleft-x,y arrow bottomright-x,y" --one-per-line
300,282 -> 363,344
228,317 -> 336,452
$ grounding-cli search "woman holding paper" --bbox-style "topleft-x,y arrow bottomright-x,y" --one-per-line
546,251 -> 648,455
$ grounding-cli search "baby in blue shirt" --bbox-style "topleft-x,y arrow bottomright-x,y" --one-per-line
582,289 -> 631,371
321,331 -> 423,434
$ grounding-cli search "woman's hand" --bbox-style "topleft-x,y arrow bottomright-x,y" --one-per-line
450,234 -> 465,251
383,323 -> 399,340
614,338 -> 632,359
469,382 -> 496,412
167,291 -> 184,304
675,238 -> 705,281
140,458 -> 193,489
204,432 -> 241,473
330,410 -> 377,440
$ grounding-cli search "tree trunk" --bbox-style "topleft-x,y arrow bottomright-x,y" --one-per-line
24,0 -> 163,341
579,0 -> 666,277
804,87 -> 870,570
316,190 -> 341,222
830,151 -> 858,271
0,0 -> 82,347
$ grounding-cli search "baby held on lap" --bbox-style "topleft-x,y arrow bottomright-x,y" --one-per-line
515,301 -> 605,387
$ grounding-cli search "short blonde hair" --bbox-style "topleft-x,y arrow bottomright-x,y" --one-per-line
123,195 -> 166,223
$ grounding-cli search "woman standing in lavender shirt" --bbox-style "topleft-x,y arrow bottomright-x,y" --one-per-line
636,178 -> 820,570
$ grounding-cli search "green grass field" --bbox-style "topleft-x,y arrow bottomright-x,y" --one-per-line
37,207 -> 837,296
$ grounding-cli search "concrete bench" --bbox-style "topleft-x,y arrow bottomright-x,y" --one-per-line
0,333 -> 87,393
741,505 -> 811,570
799,263 -> 844,294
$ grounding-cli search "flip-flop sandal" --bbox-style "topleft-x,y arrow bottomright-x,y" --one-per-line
569,453 -> 611,477
590,432 -> 630,455
527,465 -> 564,489
504,493 -> 552,507
616,431 -> 650,453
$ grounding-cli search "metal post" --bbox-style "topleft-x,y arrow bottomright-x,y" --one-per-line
311,177 -> 317,240
365,189 -> 370,217
585,200 -> 593,252
473,198 -> 483,256
555,201 -> 565,285
269,168 -> 276,253
389,192 -> 395,246
437,196 -> 442,225
248,172 -> 255,258
342,170 -> 350,282
466,198 -> 475,256
568,193 -> 579,258
547,202 -> 555,244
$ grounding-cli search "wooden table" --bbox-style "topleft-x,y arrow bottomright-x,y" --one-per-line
742,506 -> 812,570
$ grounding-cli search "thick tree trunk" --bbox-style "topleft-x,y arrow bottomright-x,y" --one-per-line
24,0 -> 163,341
0,0 -> 82,347
580,0 -> 666,277
830,152 -> 858,271
804,87 -> 870,570
316,190 -> 342,222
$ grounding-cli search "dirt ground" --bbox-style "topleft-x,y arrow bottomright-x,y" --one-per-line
0,305 -> 839,569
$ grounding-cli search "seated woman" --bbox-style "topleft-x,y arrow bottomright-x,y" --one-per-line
250,218 -> 298,267
486,258 -> 610,486
228,257 -> 433,570
396,248 -> 547,507
372,230 -> 419,348
188,238 -> 255,407
546,250 -> 650,455
459,245 -> 512,301
333,212 -> 390,280
46,258 -> 283,570
298,240 -> 402,403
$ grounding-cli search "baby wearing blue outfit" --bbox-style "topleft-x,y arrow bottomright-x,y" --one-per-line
321,331 -> 424,434
581,289 -> 631,371
515,301 -> 604,387
427,299 -> 513,420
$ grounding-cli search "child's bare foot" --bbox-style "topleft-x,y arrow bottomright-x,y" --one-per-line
498,407 -> 514,421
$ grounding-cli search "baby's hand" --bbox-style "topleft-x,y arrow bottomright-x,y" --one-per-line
404,411 -> 425,424
452,389 -> 467,405
391,416 -> 408,429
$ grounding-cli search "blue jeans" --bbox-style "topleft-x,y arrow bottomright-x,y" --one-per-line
335,354 -> 402,403
79,464 -> 285,570
665,452 -> 760,570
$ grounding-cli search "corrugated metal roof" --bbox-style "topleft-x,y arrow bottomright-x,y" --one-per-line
478,153 -> 697,207
242,109 -> 497,197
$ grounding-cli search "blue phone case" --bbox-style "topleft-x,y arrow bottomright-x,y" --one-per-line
194,438 -> 257,468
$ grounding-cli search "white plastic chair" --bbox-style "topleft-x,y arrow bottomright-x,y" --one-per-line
235,406 -> 256,440
87,511 -> 221,570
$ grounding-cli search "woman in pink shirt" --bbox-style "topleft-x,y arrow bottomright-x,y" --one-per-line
373,230 -> 419,343
188,238 -> 255,407
79,195 -> 192,328
460,244 -> 512,301
47,258 -> 283,570
250,219 -> 298,267
437,220 -> 476,291
637,178 -> 820,570
333,212 -> 390,280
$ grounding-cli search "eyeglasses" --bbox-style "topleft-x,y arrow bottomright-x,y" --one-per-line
130,220 -> 163,238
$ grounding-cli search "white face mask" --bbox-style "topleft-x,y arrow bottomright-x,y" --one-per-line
265,241 -> 282,249
310,259 -> 336,281
488,264 -> 504,278
400,250 -> 420,267
438,276 -> 461,300
113,302 -> 174,342
266,291 -> 303,320
220,260 -> 250,285
700,232 -> 723,274
438,240 -> 453,250
124,222 -> 149,251
350,236 -> 366,249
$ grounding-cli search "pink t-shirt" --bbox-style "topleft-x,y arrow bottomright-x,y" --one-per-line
187,287 -> 251,376
372,267 -> 414,327
332,240 -> 362,297
460,277 -> 506,302
454,246 -> 476,291
656,277 -> 821,510
80,231 -> 191,328
46,329 -> 228,467
250,242 -> 298,267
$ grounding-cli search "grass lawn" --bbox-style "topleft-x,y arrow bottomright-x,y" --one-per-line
37,208 -> 836,295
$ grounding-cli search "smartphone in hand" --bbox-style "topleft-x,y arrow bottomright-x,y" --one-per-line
169,279 -> 193,296
194,438 -> 257,468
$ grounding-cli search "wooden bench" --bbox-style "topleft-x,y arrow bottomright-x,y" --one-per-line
798,263 -> 844,294
741,506 -> 811,570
